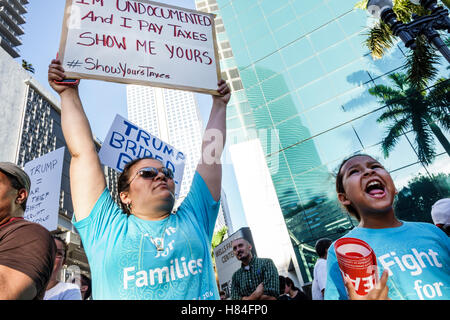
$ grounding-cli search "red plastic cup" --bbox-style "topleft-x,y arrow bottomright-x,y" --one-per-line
334,237 -> 378,296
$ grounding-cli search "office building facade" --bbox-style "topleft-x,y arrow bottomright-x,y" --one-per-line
0,0 -> 28,58
202,0 -> 449,284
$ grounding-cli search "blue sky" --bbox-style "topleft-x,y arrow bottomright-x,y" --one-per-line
18,0 -> 247,232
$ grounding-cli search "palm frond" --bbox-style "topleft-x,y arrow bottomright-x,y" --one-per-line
431,112 -> 450,131
427,78 -> 450,109
393,0 -> 415,23
380,117 -> 410,157
354,0 -> 368,10
411,116 -> 436,164
405,36 -> 440,90
368,78 -> 414,108
393,0 -> 429,19
427,98 -> 450,130
388,72 -> 409,91
368,84 -> 403,102
377,106 -> 409,122
21,59 -> 35,74
365,22 -> 396,60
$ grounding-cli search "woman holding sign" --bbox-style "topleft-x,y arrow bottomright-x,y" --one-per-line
48,58 -> 230,300
326,154 -> 450,300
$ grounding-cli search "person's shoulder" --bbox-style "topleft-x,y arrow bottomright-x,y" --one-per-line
402,221 -> 439,233
186,171 -> 206,194
92,187 -> 117,210
19,219 -> 50,230
257,257 -> 276,266
403,221 -> 447,236
403,220 -> 434,228
60,282 -> 81,291
46,282 -> 81,300
341,226 -> 365,237
3,219 -> 51,237
21,221 -> 53,238
316,258 -> 327,266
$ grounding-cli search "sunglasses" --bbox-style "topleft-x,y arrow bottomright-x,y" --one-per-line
128,166 -> 174,186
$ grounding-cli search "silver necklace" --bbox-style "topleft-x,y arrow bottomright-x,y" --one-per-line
139,213 -> 172,252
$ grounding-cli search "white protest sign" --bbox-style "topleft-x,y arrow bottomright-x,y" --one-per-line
58,0 -> 220,94
98,114 -> 185,198
24,147 -> 65,231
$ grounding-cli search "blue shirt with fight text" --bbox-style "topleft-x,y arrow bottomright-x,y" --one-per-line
325,221 -> 450,300
73,172 -> 220,300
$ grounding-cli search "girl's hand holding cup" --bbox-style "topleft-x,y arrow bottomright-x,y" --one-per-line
344,269 -> 390,300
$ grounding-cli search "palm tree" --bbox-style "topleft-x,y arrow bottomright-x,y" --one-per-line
211,226 -> 228,253
355,0 -> 447,89
22,59 -> 35,73
356,0 -> 425,58
369,72 -> 450,165
211,226 -> 228,290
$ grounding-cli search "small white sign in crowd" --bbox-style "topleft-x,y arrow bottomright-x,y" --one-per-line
24,147 -> 65,231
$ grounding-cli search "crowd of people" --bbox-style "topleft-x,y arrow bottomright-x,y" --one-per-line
0,59 -> 448,300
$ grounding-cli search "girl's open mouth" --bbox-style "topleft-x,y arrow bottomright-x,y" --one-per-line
365,179 -> 386,198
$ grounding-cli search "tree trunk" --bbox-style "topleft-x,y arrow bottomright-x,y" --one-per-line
428,121 -> 450,157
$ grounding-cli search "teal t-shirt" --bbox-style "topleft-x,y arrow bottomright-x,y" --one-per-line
73,172 -> 220,300
325,221 -> 450,300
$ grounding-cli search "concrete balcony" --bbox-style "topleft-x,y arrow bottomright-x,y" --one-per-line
0,20 -> 21,46
0,7 -> 24,35
0,37 -> 19,57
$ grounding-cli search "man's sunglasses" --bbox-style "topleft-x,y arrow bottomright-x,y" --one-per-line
128,167 -> 174,186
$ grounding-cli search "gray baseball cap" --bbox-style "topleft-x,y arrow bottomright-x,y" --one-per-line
431,198 -> 450,225
0,162 -> 31,193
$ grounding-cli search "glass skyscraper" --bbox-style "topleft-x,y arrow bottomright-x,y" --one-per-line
198,0 -> 450,283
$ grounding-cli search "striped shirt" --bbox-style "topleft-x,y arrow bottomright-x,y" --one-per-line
231,256 -> 279,300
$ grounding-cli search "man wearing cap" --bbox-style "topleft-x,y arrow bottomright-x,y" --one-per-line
431,198 -> 450,236
0,162 -> 56,299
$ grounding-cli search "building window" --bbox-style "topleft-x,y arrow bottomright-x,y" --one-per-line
232,80 -> 243,91
229,68 -> 239,79
222,50 -> 233,58
220,41 -> 230,50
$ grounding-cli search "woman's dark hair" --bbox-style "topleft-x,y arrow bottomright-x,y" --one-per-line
315,238 -> 332,258
80,274 -> 92,300
285,277 -> 299,291
335,153 -> 375,221
117,157 -> 159,214
51,234 -> 68,262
